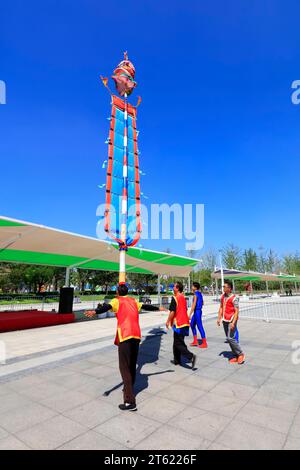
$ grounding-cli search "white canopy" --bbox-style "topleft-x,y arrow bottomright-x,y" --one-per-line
0,216 -> 198,277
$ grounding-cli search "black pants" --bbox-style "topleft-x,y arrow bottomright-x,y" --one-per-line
173,331 -> 193,364
118,338 -> 140,405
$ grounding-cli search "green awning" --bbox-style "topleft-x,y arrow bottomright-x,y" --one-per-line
0,216 -> 198,277
212,268 -> 300,283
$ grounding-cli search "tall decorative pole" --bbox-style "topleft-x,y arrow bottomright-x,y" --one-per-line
100,52 -> 142,284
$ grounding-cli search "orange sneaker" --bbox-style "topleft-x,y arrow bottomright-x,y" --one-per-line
238,354 -> 245,364
198,338 -> 208,348
190,336 -> 199,346
229,357 -> 238,363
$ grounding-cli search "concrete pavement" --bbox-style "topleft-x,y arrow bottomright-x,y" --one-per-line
0,312 -> 299,449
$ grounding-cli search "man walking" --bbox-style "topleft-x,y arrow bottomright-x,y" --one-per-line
189,281 -> 207,348
217,280 -> 245,364
85,284 -> 164,411
166,281 -> 197,368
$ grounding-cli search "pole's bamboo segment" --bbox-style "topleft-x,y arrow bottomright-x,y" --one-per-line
119,92 -> 129,284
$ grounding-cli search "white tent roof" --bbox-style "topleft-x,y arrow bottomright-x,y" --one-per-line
0,216 -> 198,277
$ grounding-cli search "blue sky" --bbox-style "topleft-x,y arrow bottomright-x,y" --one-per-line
1,0 -> 300,257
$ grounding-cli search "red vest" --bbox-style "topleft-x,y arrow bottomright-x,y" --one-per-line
114,296 -> 141,345
221,294 -> 236,322
173,293 -> 190,328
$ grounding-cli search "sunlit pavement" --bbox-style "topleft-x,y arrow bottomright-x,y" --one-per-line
0,313 -> 300,450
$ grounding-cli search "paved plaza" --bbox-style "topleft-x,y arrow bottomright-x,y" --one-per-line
0,309 -> 300,450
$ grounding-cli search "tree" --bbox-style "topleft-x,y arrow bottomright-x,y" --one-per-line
26,266 -> 56,293
241,249 -> 258,271
127,273 -> 158,294
282,253 -> 300,274
221,244 -> 241,270
200,248 -> 218,271
71,269 -> 93,292
89,271 -> 119,293
258,248 -> 280,273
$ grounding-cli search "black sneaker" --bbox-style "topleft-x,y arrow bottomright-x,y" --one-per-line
118,403 -> 137,411
191,354 -> 197,369
170,360 -> 180,366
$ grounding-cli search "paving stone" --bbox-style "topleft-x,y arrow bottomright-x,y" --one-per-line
210,380 -> 257,400
207,442 -> 232,450
58,430 -> 128,450
40,390 -> 92,413
134,424 -> 211,450
83,365 -> 119,379
50,371 -> 100,390
0,391 -> 32,415
168,407 -> 230,441
0,384 -> 14,397
235,402 -> 294,434
183,374 -> 219,391
0,435 -> 31,450
20,381 -> 69,401
196,366 -> 236,381
0,427 -> 9,440
215,418 -> 286,450
283,436 -> 300,450
1,318 -> 300,450
289,421 -> 300,439
15,415 -> 87,450
193,391 -> 246,417
250,382 -> 300,413
271,369 -> 300,385
228,367 -> 271,388
94,413 -> 160,448
135,375 -> 174,394
64,359 -> 103,372
137,396 -> 186,423
75,377 -> 107,399
0,402 -> 57,433
157,383 -> 205,404
3,374 -> 46,392
63,399 -> 120,428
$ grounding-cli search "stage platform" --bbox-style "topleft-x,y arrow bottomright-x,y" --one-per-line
0,310 -> 75,332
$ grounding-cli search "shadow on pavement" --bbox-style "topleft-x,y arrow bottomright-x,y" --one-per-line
103,327 -> 174,397
219,350 -> 235,360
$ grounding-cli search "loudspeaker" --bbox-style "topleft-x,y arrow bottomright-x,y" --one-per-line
59,287 -> 74,313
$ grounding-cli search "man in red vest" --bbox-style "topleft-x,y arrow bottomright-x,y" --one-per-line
85,284 -> 164,411
166,281 -> 197,368
217,280 -> 245,364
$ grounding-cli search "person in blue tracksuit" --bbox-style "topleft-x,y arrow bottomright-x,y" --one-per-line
189,282 -> 207,348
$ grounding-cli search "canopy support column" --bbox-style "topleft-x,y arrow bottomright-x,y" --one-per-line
65,267 -> 70,288
280,281 -> 284,294
157,274 -> 161,306
188,275 -> 191,293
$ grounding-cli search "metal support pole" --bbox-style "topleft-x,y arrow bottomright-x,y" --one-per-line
232,279 -> 235,293
188,275 -> 191,293
280,281 -> 284,294
219,250 -> 224,290
65,267 -> 70,288
266,280 -> 269,295
157,274 -> 161,306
